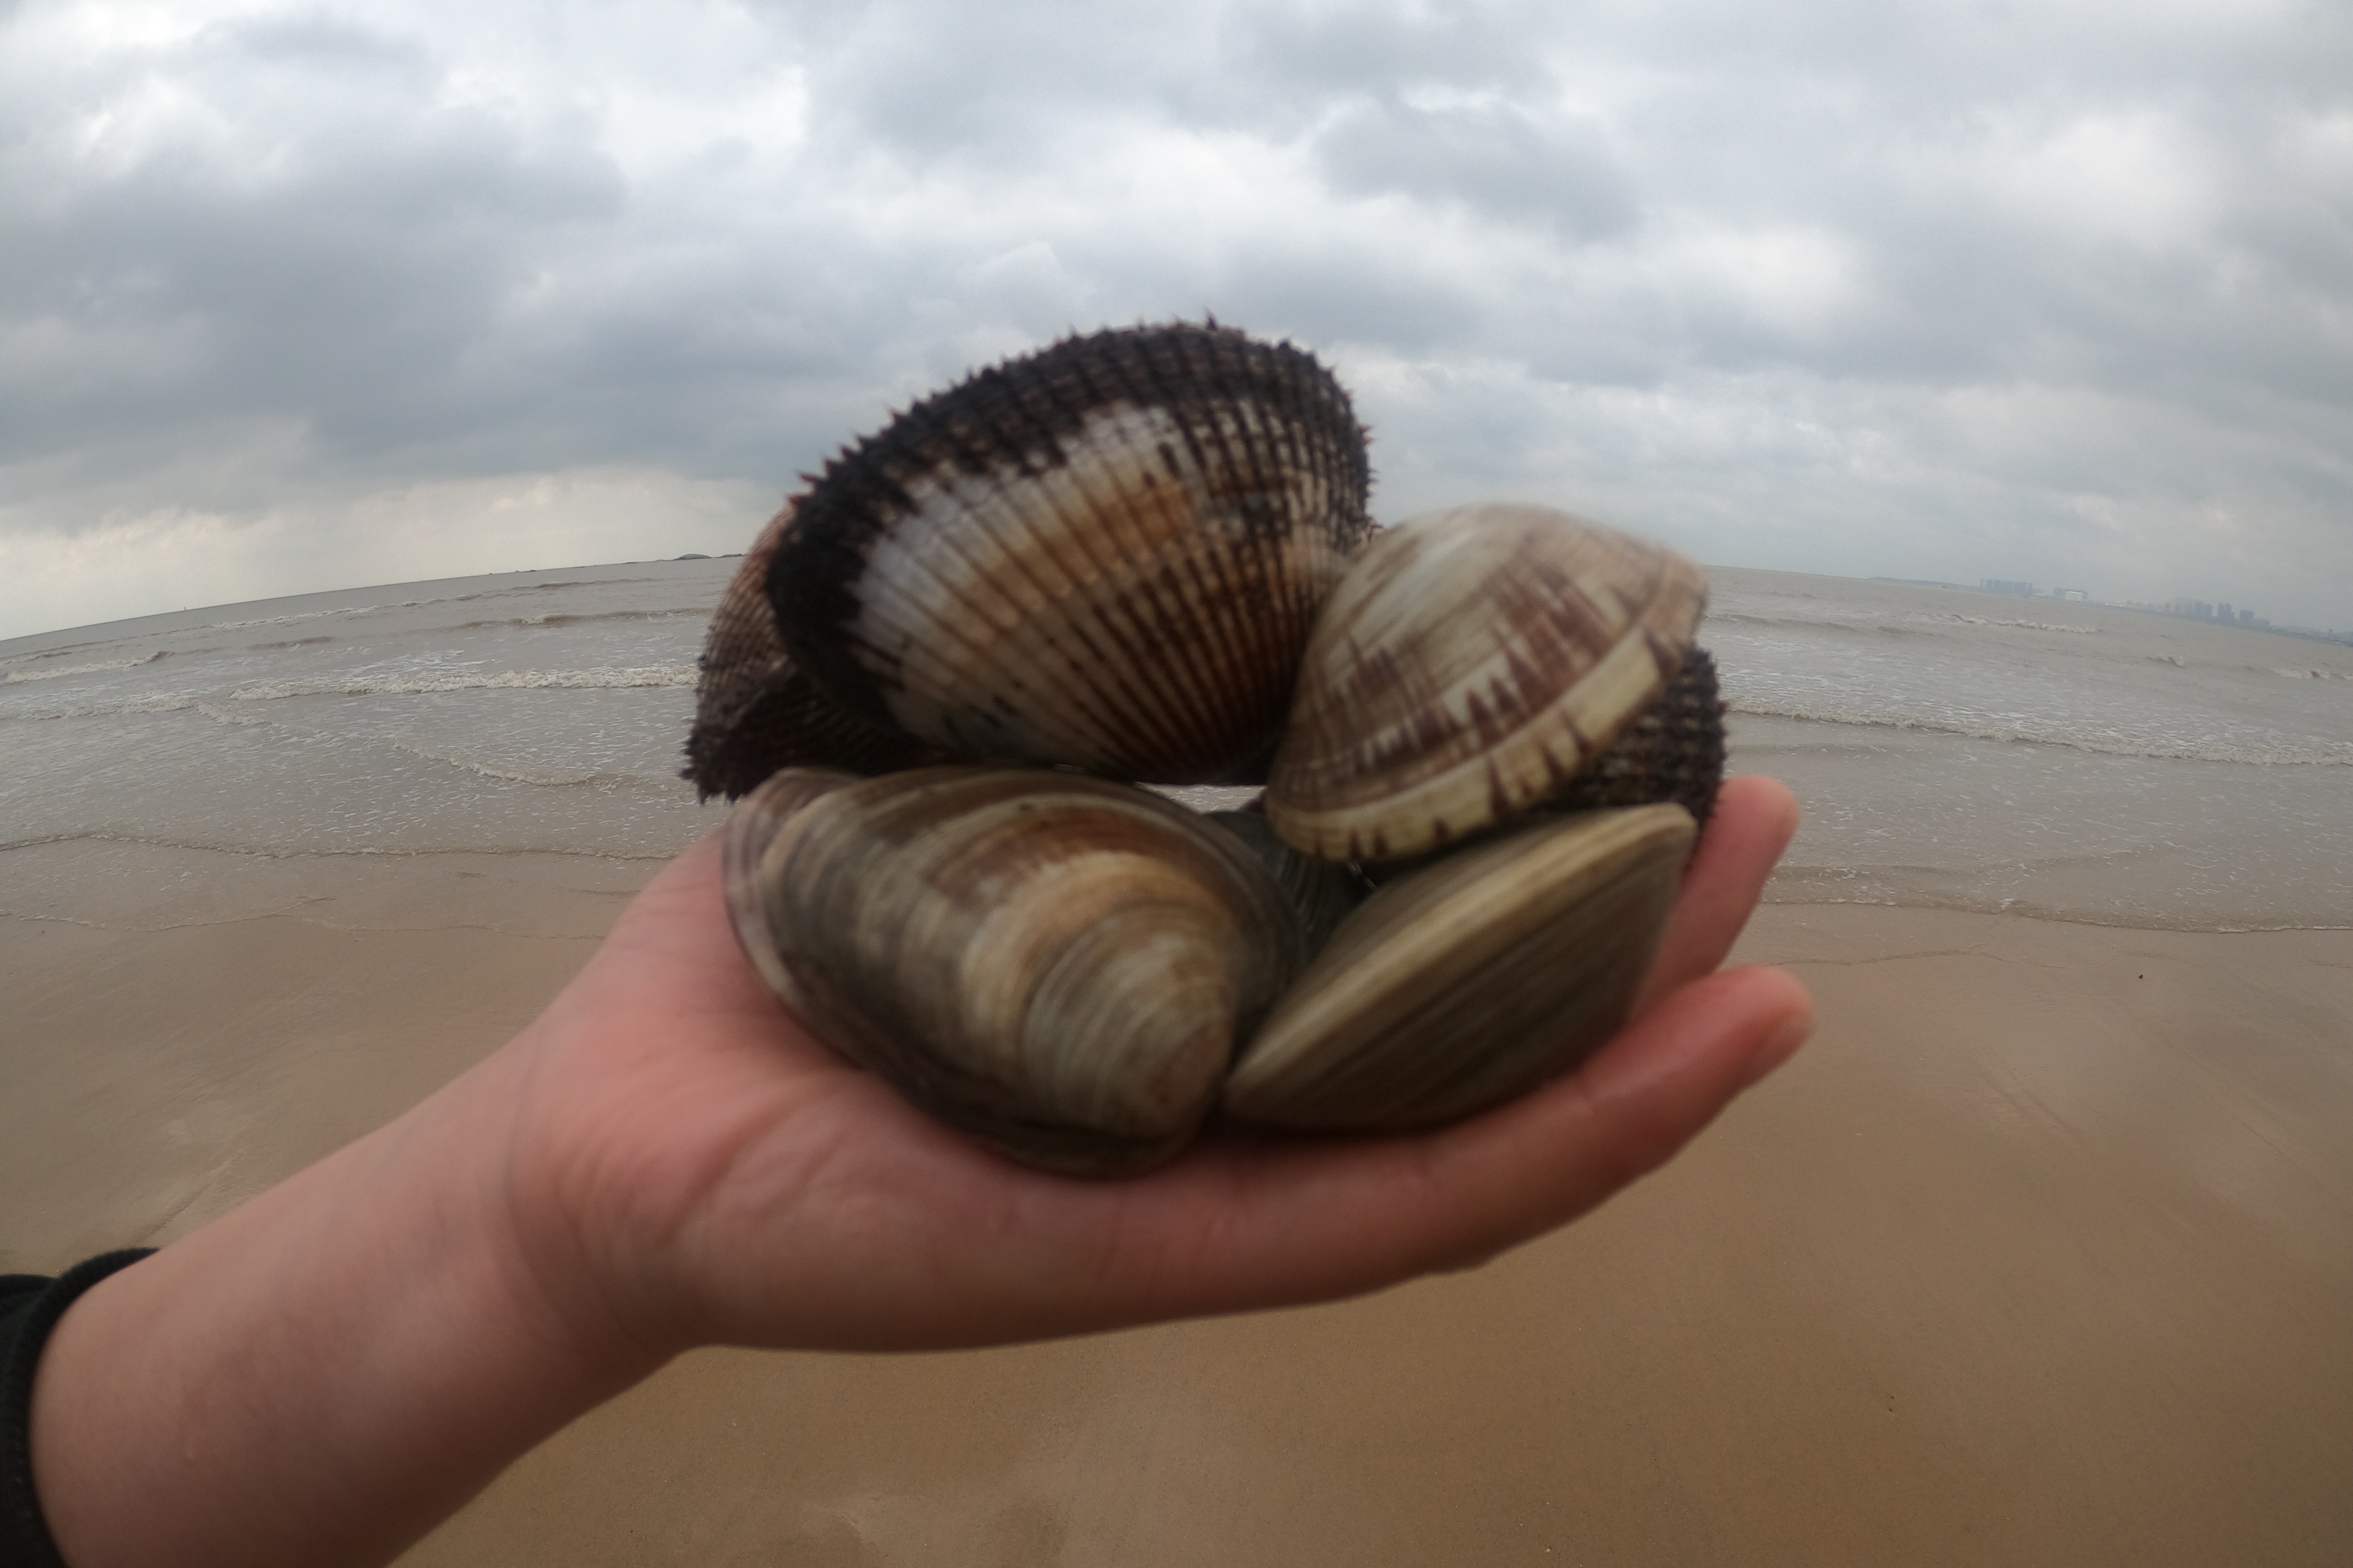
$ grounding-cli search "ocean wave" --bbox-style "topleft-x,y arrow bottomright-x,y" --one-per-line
4,651 -> 168,683
197,575 -> 676,634
452,581 -> 598,599
1707,611 -> 1888,635
0,828 -> 678,862
3,665 -> 699,722
1757,879 -> 2352,934
1925,612 -> 2101,635
449,608 -> 706,632
1708,609 -> 2102,638
226,665 -> 700,701
209,602 -> 422,630
192,699 -> 275,729
1,694 -> 200,722
441,576 -> 674,606
1727,699 -> 2353,766
382,735 -> 654,788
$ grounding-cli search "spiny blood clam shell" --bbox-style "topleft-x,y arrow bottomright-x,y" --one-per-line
682,508 -> 945,800
764,322 -> 1372,785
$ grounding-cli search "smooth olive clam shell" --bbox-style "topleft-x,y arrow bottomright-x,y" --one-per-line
722,765 -> 861,1000
1266,504 -> 1708,863
766,322 -> 1373,785
1222,803 -> 1695,1130
723,764 -> 1306,1176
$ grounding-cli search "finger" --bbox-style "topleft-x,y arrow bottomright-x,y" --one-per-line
1631,775 -> 1801,1016
1066,961 -> 1815,1330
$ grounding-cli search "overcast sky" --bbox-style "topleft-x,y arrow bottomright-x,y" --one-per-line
4,0 -> 2349,640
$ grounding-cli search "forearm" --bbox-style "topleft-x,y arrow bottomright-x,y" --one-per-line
26,1043 -> 666,1568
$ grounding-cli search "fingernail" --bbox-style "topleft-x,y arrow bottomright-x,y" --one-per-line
1740,1013 -> 1812,1089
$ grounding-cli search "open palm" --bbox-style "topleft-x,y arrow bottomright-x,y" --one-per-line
497,777 -> 1811,1358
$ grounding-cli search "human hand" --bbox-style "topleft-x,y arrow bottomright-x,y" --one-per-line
25,778 -> 1806,1568
498,776 -> 1811,1362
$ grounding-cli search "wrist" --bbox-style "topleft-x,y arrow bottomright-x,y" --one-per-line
28,1039 -> 668,1568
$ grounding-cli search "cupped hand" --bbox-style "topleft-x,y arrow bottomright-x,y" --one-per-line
497,777 -> 1811,1362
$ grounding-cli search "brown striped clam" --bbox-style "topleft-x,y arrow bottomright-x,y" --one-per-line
726,765 -> 1305,1173
686,321 -> 1727,1176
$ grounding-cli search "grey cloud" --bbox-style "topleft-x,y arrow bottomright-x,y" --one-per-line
1231,0 -> 1551,104
1312,97 -> 1636,242
3,10 -> 624,479
4,0 -> 2351,635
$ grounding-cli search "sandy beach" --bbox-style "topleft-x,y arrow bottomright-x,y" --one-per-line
7,835 -> 2349,1566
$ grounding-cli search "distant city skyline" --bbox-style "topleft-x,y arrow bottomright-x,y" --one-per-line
1962,576 -> 2353,642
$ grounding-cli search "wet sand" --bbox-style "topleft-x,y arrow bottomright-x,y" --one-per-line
5,846 -> 2351,1565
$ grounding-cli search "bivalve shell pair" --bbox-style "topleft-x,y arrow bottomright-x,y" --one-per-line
724,765 -> 1692,1174
687,322 -> 1725,1175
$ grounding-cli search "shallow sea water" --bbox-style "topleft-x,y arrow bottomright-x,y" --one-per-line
1708,569 -> 2353,929
5,559 -> 2349,931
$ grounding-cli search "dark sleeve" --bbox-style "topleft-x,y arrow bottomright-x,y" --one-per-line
2,1250 -> 155,1568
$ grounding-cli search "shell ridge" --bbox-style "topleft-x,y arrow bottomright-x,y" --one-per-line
1051,407 -> 1232,772
981,424 -> 1167,769
1022,403 -> 1246,775
955,459 -> 1142,763
851,515 -> 1038,739
1184,543 -> 1282,760
1218,398 -> 1318,716
888,461 -> 1189,765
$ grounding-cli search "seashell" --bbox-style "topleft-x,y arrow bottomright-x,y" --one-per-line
1203,809 -> 1371,958
695,325 -> 1738,1176
1265,504 -> 1709,863
682,507 -> 947,801
723,763 -> 1306,1176
722,765 -> 861,997
1223,804 -> 1695,1130
1548,646 -> 1725,827
1349,647 -> 1728,893
764,322 -> 1373,785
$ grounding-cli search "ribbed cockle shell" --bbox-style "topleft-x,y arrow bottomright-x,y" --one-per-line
1267,505 -> 1708,862
766,322 -> 1372,785
724,764 -> 1305,1175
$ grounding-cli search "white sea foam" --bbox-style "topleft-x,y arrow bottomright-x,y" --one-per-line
192,699 -> 275,728
3,694 -> 201,722
452,608 -> 704,632
4,652 -> 167,682
226,666 -> 699,701
382,735 -> 648,787
208,602 -> 421,630
1726,698 -> 2353,767
1928,613 -> 2102,634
